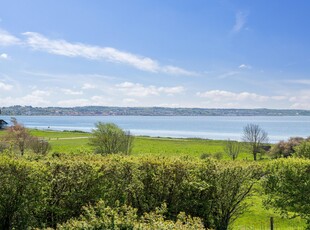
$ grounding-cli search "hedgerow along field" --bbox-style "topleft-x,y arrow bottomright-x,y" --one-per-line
24,129 -> 306,229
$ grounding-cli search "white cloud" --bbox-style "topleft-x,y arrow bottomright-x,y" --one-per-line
57,96 -> 113,107
218,71 -> 239,79
82,83 -> 97,89
20,90 -> 51,105
290,102 -> 310,109
0,53 -> 9,59
288,91 -> 310,109
0,90 -> 51,106
22,32 -> 198,76
61,88 -> 83,95
57,99 -> 90,107
232,11 -> 248,33
30,90 -> 51,97
0,81 -> 13,90
0,29 -> 20,46
116,82 -> 185,97
197,90 -> 270,102
238,64 -> 251,69
195,90 -> 302,108
123,98 -> 138,103
162,65 -> 200,76
158,86 -> 184,94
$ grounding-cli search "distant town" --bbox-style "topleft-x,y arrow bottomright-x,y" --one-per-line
1,105 -> 310,116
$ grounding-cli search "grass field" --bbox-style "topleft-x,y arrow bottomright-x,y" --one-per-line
30,129 -> 252,159
2,129 -> 306,229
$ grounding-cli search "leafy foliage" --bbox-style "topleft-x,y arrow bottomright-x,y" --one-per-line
0,157 -> 48,229
294,141 -> 310,159
269,137 -> 307,158
58,201 -> 205,230
0,154 -> 263,229
262,159 -> 310,228
223,139 -> 242,160
89,122 -> 134,155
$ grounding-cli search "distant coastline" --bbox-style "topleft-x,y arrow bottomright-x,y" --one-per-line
1,105 -> 310,116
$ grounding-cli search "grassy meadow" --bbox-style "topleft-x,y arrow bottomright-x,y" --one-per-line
30,129 -> 251,159
22,129 -> 306,229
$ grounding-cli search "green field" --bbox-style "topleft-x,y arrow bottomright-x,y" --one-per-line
2,129 -> 306,229
30,129 -> 252,159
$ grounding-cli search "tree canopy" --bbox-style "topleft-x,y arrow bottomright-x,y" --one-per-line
89,122 -> 134,155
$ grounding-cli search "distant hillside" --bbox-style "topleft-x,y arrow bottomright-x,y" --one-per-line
1,106 -> 309,116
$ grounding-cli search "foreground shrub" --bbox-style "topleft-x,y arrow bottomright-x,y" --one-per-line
0,154 -> 263,230
0,156 -> 47,229
42,160 -> 102,228
181,161 -> 262,230
294,141 -> 310,159
0,141 -> 9,153
98,157 -> 262,230
262,159 -> 310,228
57,200 -> 205,230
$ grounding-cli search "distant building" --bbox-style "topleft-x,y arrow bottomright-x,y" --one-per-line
0,119 -> 8,129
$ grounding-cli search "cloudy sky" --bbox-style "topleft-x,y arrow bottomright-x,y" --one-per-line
0,0 -> 310,109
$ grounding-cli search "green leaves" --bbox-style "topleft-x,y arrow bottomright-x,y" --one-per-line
262,159 -> 310,227
89,122 -> 134,155
0,154 -> 263,229
0,157 -> 48,229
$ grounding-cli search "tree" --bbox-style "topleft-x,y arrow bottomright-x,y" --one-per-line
4,118 -> 32,155
263,159 -> 310,228
269,137 -> 305,158
89,122 -> 134,155
210,163 -> 262,230
242,124 -> 268,161
223,139 -> 241,160
29,137 -> 51,155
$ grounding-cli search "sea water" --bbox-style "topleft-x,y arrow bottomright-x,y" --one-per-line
1,116 -> 309,143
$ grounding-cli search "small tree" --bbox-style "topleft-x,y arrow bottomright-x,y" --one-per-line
29,137 -> 51,155
223,139 -> 241,160
89,122 -> 134,155
4,118 -> 32,155
242,124 -> 268,161
263,159 -> 310,228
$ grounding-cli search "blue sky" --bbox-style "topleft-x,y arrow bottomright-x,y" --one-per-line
0,0 -> 310,109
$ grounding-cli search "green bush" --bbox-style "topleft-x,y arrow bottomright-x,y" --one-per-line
42,160 -> 102,228
0,154 -> 263,230
58,200 -> 205,230
294,141 -> 310,159
97,156 -> 262,230
0,156 -> 48,229
262,158 -> 310,228
29,137 -> 51,155
89,122 -> 134,155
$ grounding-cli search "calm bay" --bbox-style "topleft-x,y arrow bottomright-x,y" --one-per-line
1,115 -> 309,143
